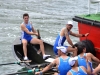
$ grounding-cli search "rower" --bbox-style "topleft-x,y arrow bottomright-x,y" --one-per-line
53,21 -> 89,57
20,13 -> 50,60
35,46 -> 71,75
67,56 -> 91,75
77,42 -> 100,74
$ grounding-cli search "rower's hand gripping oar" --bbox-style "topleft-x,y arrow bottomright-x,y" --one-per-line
0,60 -> 31,66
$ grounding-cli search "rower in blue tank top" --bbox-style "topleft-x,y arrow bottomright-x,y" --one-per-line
53,31 -> 70,55
21,22 -> 33,42
78,53 -> 93,72
70,67 -> 87,75
35,46 -> 72,75
67,56 -> 91,75
58,57 -> 71,75
53,21 -> 89,57
21,13 -> 50,60
76,42 -> 100,74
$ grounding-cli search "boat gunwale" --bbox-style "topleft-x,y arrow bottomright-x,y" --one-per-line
73,16 -> 100,27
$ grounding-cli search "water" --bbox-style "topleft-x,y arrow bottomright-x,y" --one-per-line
0,0 -> 97,75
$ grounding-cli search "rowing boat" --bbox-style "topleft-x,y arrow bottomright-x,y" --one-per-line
12,36 -> 57,74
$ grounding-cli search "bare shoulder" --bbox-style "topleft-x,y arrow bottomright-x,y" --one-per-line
55,57 -> 59,62
62,27 -> 68,34
67,71 -> 72,75
49,58 -> 58,66
21,23 -> 24,27
86,53 -> 92,56
54,57 -> 60,65
60,27 -> 66,35
20,24 -> 26,30
61,27 -> 66,31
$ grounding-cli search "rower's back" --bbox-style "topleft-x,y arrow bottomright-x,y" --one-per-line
58,56 -> 71,75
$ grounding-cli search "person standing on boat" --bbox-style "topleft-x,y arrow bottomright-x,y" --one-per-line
77,42 -> 100,74
21,13 -> 50,60
67,56 -> 91,75
53,21 -> 89,57
35,46 -> 71,75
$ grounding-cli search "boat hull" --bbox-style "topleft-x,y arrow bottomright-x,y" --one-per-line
73,16 -> 100,60
12,37 -> 55,68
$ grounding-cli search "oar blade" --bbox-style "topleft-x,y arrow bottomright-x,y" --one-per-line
6,71 -> 28,75
0,63 -> 15,66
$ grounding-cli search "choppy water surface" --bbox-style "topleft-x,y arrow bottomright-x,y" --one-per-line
0,0 -> 97,75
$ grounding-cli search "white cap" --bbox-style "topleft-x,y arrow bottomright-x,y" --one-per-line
68,56 -> 78,66
56,46 -> 67,53
67,21 -> 73,25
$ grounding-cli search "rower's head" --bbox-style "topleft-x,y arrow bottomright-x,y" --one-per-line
77,42 -> 86,54
68,56 -> 78,67
23,13 -> 29,23
56,46 -> 67,56
66,21 -> 73,31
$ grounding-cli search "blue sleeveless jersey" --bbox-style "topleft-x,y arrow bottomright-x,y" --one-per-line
70,67 -> 87,75
53,31 -> 70,55
58,57 -> 71,75
21,22 -> 32,42
78,53 -> 93,72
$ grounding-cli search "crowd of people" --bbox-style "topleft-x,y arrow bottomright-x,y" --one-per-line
20,13 -> 100,75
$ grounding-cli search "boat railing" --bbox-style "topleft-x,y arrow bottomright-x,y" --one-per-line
88,0 -> 100,14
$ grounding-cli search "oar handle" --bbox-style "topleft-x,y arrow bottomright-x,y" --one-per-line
37,29 -> 41,39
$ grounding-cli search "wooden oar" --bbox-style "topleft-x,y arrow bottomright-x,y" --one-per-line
6,67 -> 58,75
6,68 -> 36,75
0,60 -> 31,66
37,29 -> 41,39
29,62 -> 50,68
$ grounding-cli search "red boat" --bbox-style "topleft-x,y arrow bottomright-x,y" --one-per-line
73,14 -> 100,60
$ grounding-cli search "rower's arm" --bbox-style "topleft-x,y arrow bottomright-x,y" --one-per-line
35,59 -> 57,75
81,56 -> 91,74
65,31 -> 74,47
70,31 -> 83,37
90,53 -> 100,63
41,60 -> 56,73
92,64 -> 100,75
32,26 -> 37,32
21,24 -> 37,35
70,31 -> 89,37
